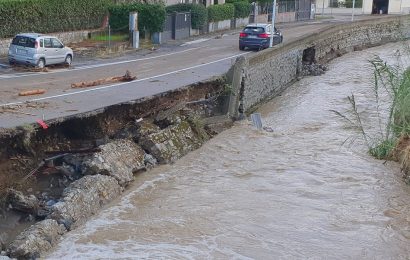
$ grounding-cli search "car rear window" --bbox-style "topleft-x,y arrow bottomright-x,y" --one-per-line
243,27 -> 265,33
11,36 -> 36,48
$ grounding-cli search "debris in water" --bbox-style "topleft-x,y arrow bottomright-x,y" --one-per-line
250,113 -> 263,130
36,119 -> 48,129
263,126 -> 274,132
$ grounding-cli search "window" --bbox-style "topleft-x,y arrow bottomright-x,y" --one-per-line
51,38 -> 63,48
244,27 -> 265,33
40,39 -> 44,48
11,36 -> 36,48
44,38 -> 52,48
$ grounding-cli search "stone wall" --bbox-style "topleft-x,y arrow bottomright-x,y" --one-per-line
228,15 -> 410,115
0,30 -> 92,57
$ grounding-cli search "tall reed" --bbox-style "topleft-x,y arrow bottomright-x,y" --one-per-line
334,49 -> 410,159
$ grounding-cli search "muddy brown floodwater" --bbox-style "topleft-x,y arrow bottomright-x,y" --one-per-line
46,42 -> 410,259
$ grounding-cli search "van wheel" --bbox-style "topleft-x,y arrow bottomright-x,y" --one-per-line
65,55 -> 72,66
37,58 -> 45,69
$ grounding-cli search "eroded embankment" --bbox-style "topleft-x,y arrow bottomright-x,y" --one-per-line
0,77 -> 235,258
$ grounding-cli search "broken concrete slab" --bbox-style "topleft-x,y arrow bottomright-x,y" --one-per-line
81,139 -> 146,186
7,219 -> 65,259
49,174 -> 121,230
140,120 -> 206,164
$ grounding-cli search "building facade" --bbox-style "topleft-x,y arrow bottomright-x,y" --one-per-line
315,0 -> 410,14
363,0 -> 410,14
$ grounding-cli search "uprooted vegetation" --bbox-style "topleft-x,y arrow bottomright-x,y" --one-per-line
0,77 -> 234,258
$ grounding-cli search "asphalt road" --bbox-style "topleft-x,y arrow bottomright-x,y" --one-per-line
0,16 -> 375,129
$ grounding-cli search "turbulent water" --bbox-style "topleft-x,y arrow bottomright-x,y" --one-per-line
47,42 -> 410,259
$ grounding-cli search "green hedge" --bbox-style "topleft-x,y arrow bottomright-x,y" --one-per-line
233,1 -> 251,18
344,0 -> 363,8
109,3 -> 166,33
0,0 -> 110,38
166,4 -> 208,30
207,4 -> 234,22
225,0 -> 246,3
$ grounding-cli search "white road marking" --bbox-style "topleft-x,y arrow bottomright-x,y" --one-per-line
0,53 -> 247,108
0,48 -> 199,80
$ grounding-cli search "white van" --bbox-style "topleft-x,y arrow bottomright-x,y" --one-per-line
8,33 -> 73,68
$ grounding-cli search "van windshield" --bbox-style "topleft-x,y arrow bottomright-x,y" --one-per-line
11,36 -> 36,48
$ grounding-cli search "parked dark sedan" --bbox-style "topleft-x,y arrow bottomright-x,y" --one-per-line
239,24 -> 283,51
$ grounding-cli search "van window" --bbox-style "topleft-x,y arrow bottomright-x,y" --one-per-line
11,36 -> 36,48
40,39 -> 44,48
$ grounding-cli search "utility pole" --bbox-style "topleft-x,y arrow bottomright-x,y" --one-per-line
269,0 -> 277,48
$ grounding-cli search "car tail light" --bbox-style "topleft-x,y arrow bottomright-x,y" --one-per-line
34,40 -> 39,49
258,33 -> 269,38
239,32 -> 247,38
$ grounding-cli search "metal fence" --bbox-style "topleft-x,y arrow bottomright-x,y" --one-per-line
296,0 -> 312,20
278,0 -> 296,13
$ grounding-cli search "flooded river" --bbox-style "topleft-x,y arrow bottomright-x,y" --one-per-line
47,42 -> 410,259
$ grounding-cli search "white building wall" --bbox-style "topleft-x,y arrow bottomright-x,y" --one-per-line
315,0 -> 330,9
363,0 -> 410,14
389,0 -> 404,13
362,0 -> 373,14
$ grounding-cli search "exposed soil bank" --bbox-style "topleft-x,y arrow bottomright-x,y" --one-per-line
0,77 -> 234,258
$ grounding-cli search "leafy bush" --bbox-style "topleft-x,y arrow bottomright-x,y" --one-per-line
0,0 -> 111,38
108,3 -> 166,33
233,1 -> 251,18
166,3 -> 208,30
207,4 -> 234,22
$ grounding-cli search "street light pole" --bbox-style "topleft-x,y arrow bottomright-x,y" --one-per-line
269,0 -> 277,48
322,0 -> 325,16
351,0 -> 356,21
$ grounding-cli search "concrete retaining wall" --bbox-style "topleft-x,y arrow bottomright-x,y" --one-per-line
208,19 -> 232,33
0,30 -> 92,57
228,15 -> 410,116
234,17 -> 250,29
